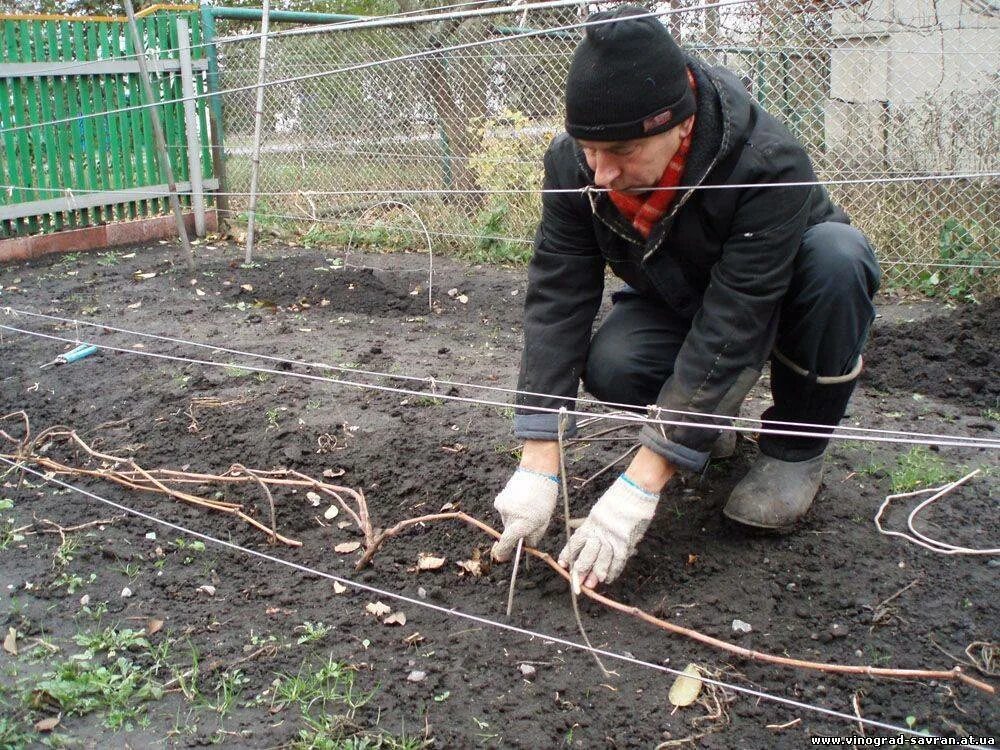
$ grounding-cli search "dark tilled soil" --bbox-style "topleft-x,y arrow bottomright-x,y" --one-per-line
0,241 -> 996,748
863,298 -> 1000,409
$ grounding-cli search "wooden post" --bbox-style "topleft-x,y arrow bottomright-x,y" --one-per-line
123,0 -> 194,270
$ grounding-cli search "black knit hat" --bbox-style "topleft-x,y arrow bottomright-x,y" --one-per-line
565,5 -> 695,141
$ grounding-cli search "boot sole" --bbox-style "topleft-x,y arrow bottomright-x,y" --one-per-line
721,505 -> 803,531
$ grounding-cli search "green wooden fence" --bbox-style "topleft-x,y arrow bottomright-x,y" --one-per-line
0,4 -> 216,239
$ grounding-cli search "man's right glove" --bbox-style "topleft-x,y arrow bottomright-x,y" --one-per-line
557,474 -> 659,587
491,468 -> 559,561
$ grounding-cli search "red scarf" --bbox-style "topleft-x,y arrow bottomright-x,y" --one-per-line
609,69 -> 696,239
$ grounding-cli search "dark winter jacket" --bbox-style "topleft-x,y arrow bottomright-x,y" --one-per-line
513,55 -> 849,472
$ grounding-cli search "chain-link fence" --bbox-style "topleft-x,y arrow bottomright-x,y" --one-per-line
216,0 -> 999,294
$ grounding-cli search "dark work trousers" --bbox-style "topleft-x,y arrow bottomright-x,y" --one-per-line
582,221 -> 882,462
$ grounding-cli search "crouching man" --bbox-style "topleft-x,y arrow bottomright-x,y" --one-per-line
491,6 -> 880,589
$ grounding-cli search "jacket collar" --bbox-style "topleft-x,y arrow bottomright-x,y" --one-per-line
574,57 -> 735,259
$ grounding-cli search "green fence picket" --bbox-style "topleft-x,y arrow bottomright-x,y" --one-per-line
1,7 -> 214,238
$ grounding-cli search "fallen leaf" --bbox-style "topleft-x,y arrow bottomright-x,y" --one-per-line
306,491 -> 322,506
195,288 -> 206,297
456,559 -> 483,577
197,585 -> 216,596
687,554 -> 699,566
439,502 -> 456,511
334,541 -> 361,554
241,284 -> 254,292
333,582 -> 347,594
668,663 -> 703,707
322,468 -> 345,478
35,716 -> 60,732
323,505 -> 339,520
3,627 -> 16,656
337,520 -> 353,530
416,554 -> 446,571
134,271 -> 156,280
365,601 -> 391,617
383,612 -> 406,626
403,631 -> 424,646
146,618 -> 164,636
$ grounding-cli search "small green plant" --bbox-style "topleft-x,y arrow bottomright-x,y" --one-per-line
96,251 -> 122,267
0,715 -> 34,747
74,627 -> 151,658
265,407 -> 281,430
118,562 -> 141,581
78,600 -> 109,622
29,653 -> 162,730
210,669 -> 248,716
917,219 -> 997,302
52,572 -> 94,594
295,621 -> 333,645
467,109 -> 553,265
301,225 -> 339,248
890,447 -> 963,493
171,538 -> 206,565
0,519 -> 25,551
410,395 -> 442,407
983,398 -> 1000,422
55,537 -> 79,566
268,657 -> 374,715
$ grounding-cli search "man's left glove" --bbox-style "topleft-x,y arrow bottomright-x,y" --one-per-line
558,475 -> 659,587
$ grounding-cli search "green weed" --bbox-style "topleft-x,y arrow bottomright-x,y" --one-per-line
890,446 -> 964,493
267,657 -> 374,715
51,572 -> 94,595
73,627 -> 150,659
295,621 -> 333,646
209,669 -> 248,716
917,219 -> 997,302
28,655 -> 161,730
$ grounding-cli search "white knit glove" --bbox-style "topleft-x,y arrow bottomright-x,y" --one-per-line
558,475 -> 659,587
491,468 -> 559,561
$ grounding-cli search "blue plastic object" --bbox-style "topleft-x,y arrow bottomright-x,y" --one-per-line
40,343 -> 98,369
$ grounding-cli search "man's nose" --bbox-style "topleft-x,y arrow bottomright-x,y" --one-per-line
592,154 -> 621,188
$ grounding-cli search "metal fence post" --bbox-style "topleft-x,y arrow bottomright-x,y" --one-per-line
200,6 -> 229,225
177,16 -> 206,238
244,0 -> 271,266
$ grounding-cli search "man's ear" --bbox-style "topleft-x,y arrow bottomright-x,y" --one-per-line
679,115 -> 695,139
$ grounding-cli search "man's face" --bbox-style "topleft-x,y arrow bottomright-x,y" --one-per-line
577,116 -> 695,192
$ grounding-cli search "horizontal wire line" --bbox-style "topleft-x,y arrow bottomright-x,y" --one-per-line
9,0 -> 517,79
12,0 -> 743,80
213,207 -> 533,245
3,315 -> 997,450
4,172 -> 1000,200
213,207 -> 998,268
0,456 -> 965,745
0,0 -> 843,137
11,0 -> 988,83
5,308 -> 997,447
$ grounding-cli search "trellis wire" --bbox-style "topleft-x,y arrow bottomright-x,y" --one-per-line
0,456 -> 982,747
3,317 -> 999,451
